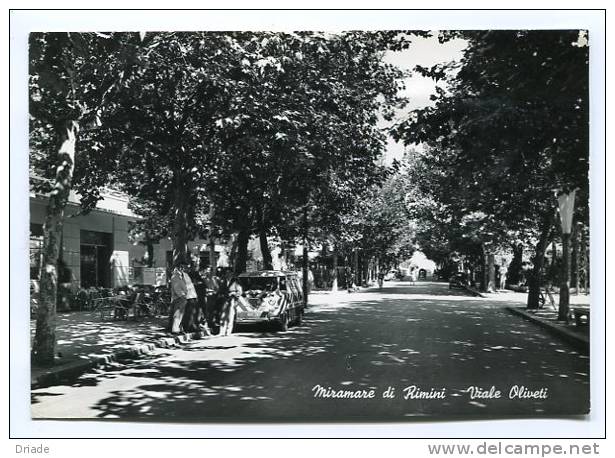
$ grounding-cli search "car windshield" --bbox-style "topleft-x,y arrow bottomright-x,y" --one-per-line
239,277 -> 279,292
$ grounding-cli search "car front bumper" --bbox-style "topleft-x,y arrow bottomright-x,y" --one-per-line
235,310 -> 281,324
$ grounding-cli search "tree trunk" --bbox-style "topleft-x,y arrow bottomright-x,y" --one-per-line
259,230 -> 273,270
352,249 -> 359,287
572,222 -> 580,294
558,232 -> 572,321
229,234 -> 238,271
507,242 -> 523,285
235,228 -> 250,275
487,253 -> 496,292
208,204 -> 216,275
331,245 -> 338,292
302,208 -> 309,306
170,172 -> 192,329
56,231 -> 70,312
278,241 -> 287,270
580,224 -> 588,293
480,246 -> 489,292
171,172 -> 189,269
527,210 -> 555,310
145,235 -> 155,268
33,120 -> 78,366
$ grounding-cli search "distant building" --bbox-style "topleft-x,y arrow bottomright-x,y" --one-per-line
401,251 -> 437,279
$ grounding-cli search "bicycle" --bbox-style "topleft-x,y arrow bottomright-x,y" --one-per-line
151,289 -> 170,317
538,288 -> 556,310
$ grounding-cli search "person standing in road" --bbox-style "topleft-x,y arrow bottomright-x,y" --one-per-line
169,265 -> 187,334
169,263 -> 198,335
203,267 -> 220,333
181,265 -> 201,332
219,272 -> 242,336
499,264 -> 508,291
346,267 -> 355,293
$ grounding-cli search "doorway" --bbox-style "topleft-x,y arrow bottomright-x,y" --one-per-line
80,230 -> 112,288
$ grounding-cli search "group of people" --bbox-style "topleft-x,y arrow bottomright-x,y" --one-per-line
168,263 -> 242,337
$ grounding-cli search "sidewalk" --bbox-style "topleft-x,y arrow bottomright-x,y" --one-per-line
485,289 -> 590,354
30,311 -> 213,388
31,290 -> 356,387
475,288 -> 591,306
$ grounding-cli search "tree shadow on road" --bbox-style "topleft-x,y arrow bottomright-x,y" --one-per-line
31,285 -> 590,421
363,281 -> 474,297
31,311 -> 169,367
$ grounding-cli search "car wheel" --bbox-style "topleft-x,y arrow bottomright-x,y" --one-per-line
278,312 -> 289,332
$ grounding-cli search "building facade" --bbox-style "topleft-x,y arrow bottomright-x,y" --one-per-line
30,186 -> 138,289
29,185 -> 277,290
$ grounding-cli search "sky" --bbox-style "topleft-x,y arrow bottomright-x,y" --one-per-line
381,33 -> 467,163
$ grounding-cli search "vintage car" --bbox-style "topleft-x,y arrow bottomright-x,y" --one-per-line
384,270 -> 397,281
235,270 -> 305,331
449,272 -> 470,289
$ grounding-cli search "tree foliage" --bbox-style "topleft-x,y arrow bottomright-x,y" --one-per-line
29,32 -> 141,364
37,31 -> 427,272
206,32 -> 420,250
393,30 -> 589,301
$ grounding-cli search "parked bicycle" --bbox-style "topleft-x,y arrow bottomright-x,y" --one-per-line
538,287 -> 556,310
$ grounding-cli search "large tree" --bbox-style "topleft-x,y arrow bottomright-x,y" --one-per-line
342,172 -> 416,273
206,31 -> 421,275
77,32 -> 254,269
394,30 -> 589,307
29,32 -> 139,365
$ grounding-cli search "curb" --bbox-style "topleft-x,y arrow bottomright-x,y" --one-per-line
31,330 -> 215,389
462,285 -> 486,298
505,306 -> 589,354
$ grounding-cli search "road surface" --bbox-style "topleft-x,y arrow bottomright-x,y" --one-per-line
31,281 -> 590,421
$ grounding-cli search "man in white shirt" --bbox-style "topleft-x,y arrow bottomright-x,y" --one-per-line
219,272 -> 243,336
170,263 -> 198,334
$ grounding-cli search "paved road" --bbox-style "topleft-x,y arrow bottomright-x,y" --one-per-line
31,281 -> 589,421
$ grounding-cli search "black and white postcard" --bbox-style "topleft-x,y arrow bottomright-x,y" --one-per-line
11,9 -> 604,437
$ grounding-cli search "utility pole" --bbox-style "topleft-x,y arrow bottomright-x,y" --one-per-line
557,190 -> 576,322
